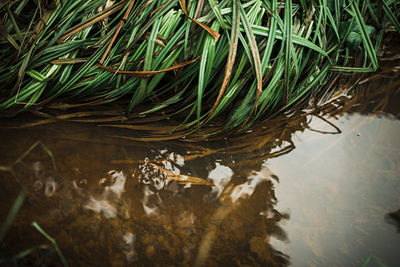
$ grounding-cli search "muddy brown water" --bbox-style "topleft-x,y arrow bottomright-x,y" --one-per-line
0,69 -> 399,266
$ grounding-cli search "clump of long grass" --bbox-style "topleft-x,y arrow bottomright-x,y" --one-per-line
0,0 -> 399,131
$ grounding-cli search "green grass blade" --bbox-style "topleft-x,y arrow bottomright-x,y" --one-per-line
383,0 -> 400,34
31,222 -> 69,267
0,190 -> 25,244
239,2 -> 262,107
350,1 -> 378,70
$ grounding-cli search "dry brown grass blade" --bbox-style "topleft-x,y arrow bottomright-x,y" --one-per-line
55,110 -> 122,118
207,1 -> 240,119
27,7 -> 53,47
68,116 -> 126,123
150,163 -> 214,186
58,1 -> 127,43
193,0 -> 204,19
125,114 -> 167,122
150,163 -> 175,175
179,0 -> 220,41
98,124 -> 177,132
169,175 -> 214,185
47,100 -> 108,109
253,64 -> 262,110
181,149 -> 219,161
50,58 -> 88,65
99,0 -> 135,64
143,32 -> 166,47
110,133 -> 186,141
5,111 -> 122,128
97,56 -> 200,77
149,0 -> 165,16
3,118 -> 56,129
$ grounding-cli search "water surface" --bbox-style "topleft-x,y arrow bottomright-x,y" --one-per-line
0,69 -> 399,266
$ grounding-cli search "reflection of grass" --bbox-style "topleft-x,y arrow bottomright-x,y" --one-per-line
32,222 -> 69,267
0,190 -> 25,245
362,255 -> 387,267
0,141 -> 67,266
0,140 -> 56,174
0,191 -> 68,266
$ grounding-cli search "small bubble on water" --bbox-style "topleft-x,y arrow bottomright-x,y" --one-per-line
33,180 -> 43,191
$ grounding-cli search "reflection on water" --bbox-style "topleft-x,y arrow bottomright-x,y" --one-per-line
270,112 -> 400,266
0,64 -> 399,265
0,136 -> 289,266
386,209 -> 400,233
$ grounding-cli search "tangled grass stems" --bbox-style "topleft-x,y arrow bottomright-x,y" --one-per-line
0,0 -> 399,132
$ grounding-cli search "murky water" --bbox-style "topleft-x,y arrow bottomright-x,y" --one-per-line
0,67 -> 399,266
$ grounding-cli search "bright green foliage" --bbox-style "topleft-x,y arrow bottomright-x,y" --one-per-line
0,0 -> 399,131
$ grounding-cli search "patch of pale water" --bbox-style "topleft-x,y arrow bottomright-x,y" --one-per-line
270,112 -> 400,266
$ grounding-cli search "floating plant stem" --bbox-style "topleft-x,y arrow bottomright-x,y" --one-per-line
31,222 -> 69,267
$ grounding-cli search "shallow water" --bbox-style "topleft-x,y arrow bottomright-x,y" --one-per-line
0,72 -> 399,266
